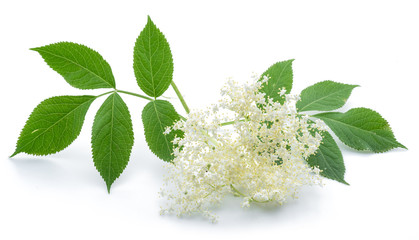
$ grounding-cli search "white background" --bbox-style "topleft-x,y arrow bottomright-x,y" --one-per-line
1,0 -> 418,239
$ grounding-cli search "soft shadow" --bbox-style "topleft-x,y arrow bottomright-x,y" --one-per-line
159,185 -> 325,228
113,142 -> 168,188
8,144 -> 103,189
10,156 -> 62,184
218,186 -> 324,227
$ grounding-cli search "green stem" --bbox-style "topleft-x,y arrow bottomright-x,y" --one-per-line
116,90 -> 153,101
96,91 -> 115,98
220,119 -> 246,126
201,129 -> 220,148
230,184 -> 246,197
171,81 -> 190,114
252,198 -> 270,203
230,183 -> 270,203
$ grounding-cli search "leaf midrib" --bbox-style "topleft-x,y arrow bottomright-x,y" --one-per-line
299,86 -> 353,112
316,146 -> 341,181
315,115 -> 397,145
147,23 -> 156,97
107,94 -> 116,189
35,48 -> 113,88
152,101 -> 171,155
266,60 -> 292,97
17,97 -> 93,154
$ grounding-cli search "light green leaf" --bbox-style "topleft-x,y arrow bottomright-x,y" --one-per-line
259,59 -> 294,103
92,93 -> 134,192
297,80 -> 359,112
314,108 -> 406,153
142,100 -> 183,162
134,16 -> 173,98
307,131 -> 348,184
11,95 -> 95,157
32,42 -> 115,89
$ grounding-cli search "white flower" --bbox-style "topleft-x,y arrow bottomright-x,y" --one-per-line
241,197 -> 251,208
279,88 -> 287,96
314,119 -> 328,131
163,126 -> 172,135
160,75 -> 323,222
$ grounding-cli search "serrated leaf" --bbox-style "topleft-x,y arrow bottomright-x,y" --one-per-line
32,42 -> 115,89
314,108 -> 406,153
142,100 -> 183,162
307,131 -> 348,184
91,93 -> 134,192
134,16 -> 173,98
259,59 -> 294,103
11,95 -> 95,157
297,80 -> 359,112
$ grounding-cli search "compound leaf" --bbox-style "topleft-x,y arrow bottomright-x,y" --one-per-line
11,95 -> 95,157
314,108 -> 406,153
297,80 -> 358,112
91,92 -> 134,192
307,131 -> 348,184
32,42 -> 115,89
142,100 -> 183,162
134,16 -> 173,98
259,59 -> 294,103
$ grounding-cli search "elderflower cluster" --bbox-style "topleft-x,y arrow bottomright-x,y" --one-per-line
160,75 -> 324,222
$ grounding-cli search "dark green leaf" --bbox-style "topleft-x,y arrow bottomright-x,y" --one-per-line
32,42 -> 115,89
259,59 -> 294,103
307,131 -> 348,184
134,16 -> 173,98
314,108 -> 406,153
11,95 -> 95,157
142,100 -> 183,162
297,80 -> 358,112
91,93 -> 134,192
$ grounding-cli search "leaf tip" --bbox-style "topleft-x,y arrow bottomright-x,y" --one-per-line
341,180 -> 350,186
350,84 -> 360,90
399,143 -> 408,150
29,47 -> 39,53
9,150 -> 19,158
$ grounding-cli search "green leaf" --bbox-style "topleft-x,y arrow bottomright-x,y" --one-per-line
259,59 -> 294,103
91,93 -> 134,192
142,100 -> 183,162
134,16 -> 173,98
31,42 -> 115,89
313,108 -> 406,153
297,80 -> 359,112
11,95 -> 95,157
307,131 -> 348,184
